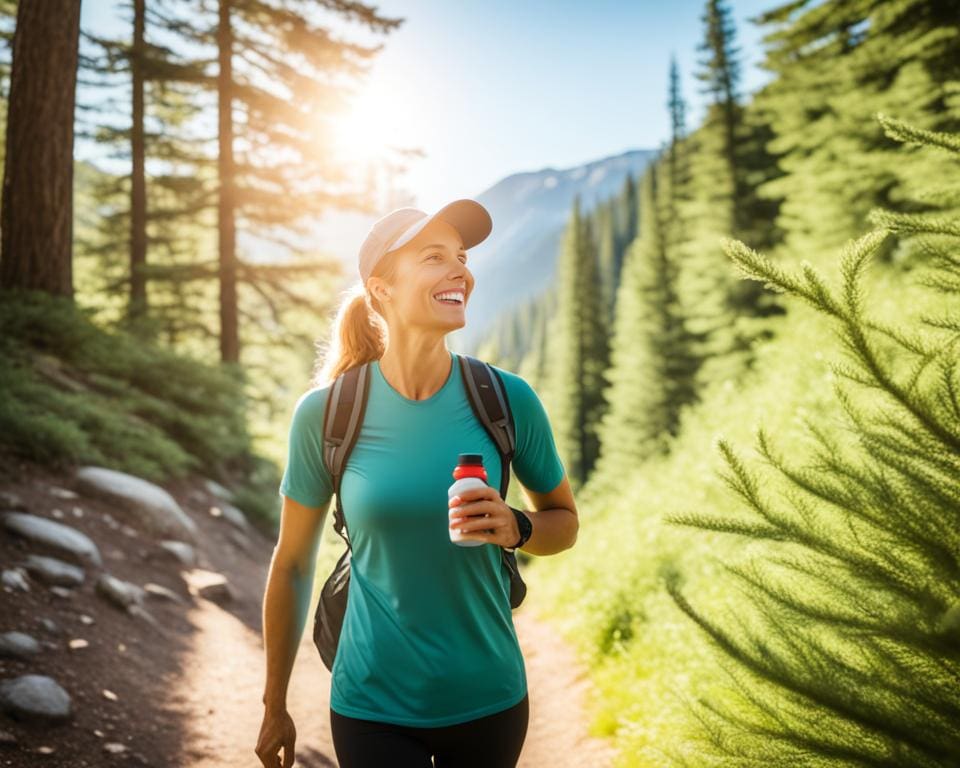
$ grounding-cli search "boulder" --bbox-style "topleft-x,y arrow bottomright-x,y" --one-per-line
0,632 -> 41,659
0,674 -> 72,722
2,513 -> 102,566
74,466 -> 197,542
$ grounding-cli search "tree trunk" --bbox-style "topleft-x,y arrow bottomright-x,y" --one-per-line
0,0 -> 81,297
129,0 -> 148,323
217,0 -> 239,363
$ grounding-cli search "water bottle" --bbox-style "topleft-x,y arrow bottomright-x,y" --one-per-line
448,453 -> 495,547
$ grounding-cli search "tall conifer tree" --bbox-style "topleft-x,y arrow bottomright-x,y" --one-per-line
665,114 -> 960,766
545,196 -> 610,490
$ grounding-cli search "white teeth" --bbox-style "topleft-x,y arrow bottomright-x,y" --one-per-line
433,291 -> 464,304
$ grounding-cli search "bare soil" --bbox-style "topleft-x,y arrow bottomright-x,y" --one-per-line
0,457 -> 618,767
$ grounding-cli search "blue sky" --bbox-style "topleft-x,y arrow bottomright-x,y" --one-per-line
78,0 -> 781,261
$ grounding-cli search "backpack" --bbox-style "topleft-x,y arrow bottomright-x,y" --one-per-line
312,352 -> 527,672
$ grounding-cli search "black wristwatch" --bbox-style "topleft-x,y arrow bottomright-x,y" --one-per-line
503,506 -> 533,552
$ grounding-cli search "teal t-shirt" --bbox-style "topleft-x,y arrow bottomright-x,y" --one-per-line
278,349 -> 565,727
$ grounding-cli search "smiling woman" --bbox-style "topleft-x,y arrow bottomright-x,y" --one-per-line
260,198 -> 577,768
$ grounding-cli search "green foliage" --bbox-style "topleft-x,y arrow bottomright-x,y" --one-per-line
659,113 -> 960,766
0,289 -> 253,485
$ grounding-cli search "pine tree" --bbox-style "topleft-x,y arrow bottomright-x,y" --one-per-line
595,199 -> 618,322
749,0 -> 960,269
78,0 -> 216,339
594,162 -> 699,488
545,195 -> 610,491
676,0 -> 786,392
664,114 -> 960,766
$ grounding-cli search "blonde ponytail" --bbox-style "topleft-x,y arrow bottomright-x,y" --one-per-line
311,250 -> 401,387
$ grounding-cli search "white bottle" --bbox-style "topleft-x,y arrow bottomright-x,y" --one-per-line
448,453 -> 494,547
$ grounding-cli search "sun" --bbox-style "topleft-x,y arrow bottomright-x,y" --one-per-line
327,81 -> 397,173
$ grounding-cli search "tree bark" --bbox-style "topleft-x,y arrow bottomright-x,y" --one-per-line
217,0 -> 239,363
0,0 -> 82,297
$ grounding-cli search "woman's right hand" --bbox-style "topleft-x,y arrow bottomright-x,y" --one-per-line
255,706 -> 297,768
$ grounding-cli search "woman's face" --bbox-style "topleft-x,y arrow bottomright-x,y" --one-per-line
371,218 -> 475,335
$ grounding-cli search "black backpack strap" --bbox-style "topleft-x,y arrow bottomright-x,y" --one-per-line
322,361 -> 372,550
456,353 -> 516,500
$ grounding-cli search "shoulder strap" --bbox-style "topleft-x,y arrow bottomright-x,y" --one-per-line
322,361 -> 372,549
456,353 -> 516,500
321,354 -> 517,548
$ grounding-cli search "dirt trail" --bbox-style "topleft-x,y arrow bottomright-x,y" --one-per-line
0,465 -> 618,767
171,580 -> 619,768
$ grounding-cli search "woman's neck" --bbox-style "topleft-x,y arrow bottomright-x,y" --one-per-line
378,343 -> 452,401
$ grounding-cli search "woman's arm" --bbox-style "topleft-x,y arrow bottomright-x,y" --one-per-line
256,494 -> 329,766
517,473 -> 578,556
261,494 -> 331,711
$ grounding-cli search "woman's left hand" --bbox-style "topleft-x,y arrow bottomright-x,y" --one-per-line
448,486 -> 519,547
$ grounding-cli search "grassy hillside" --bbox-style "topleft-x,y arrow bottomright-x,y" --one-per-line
0,289 -> 282,529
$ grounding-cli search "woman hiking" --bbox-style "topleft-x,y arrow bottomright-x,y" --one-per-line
256,198 -> 579,768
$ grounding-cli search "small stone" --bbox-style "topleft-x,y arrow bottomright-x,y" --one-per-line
37,617 -> 61,635
21,554 -> 85,587
143,582 -> 186,604
0,490 -> 27,509
49,586 -> 74,598
104,741 -> 128,754
0,631 -> 41,659
68,638 -> 89,650
212,502 -> 251,532
36,744 -> 56,754
202,478 -> 233,501
2,568 -> 30,592
127,603 -> 159,627
102,689 -> 118,701
79,614 -> 95,625
48,486 -> 79,500
158,540 -> 196,567
183,568 -> 233,604
0,674 -> 72,722
96,573 -> 145,610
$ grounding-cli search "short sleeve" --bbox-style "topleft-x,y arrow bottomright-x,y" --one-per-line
497,369 -> 565,494
278,387 -> 335,509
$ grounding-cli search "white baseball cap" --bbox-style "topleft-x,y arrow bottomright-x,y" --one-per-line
357,198 -> 492,283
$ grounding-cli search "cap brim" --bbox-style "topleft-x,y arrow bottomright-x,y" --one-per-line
388,199 -> 492,253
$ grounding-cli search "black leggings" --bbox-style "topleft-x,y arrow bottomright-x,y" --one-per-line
329,693 -> 529,768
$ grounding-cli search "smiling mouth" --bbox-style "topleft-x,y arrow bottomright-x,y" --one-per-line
433,292 -> 465,307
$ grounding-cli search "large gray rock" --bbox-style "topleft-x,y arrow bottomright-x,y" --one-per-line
21,554 -> 85,587
0,674 -> 72,722
74,466 -> 197,542
0,632 -> 41,659
2,513 -> 102,566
